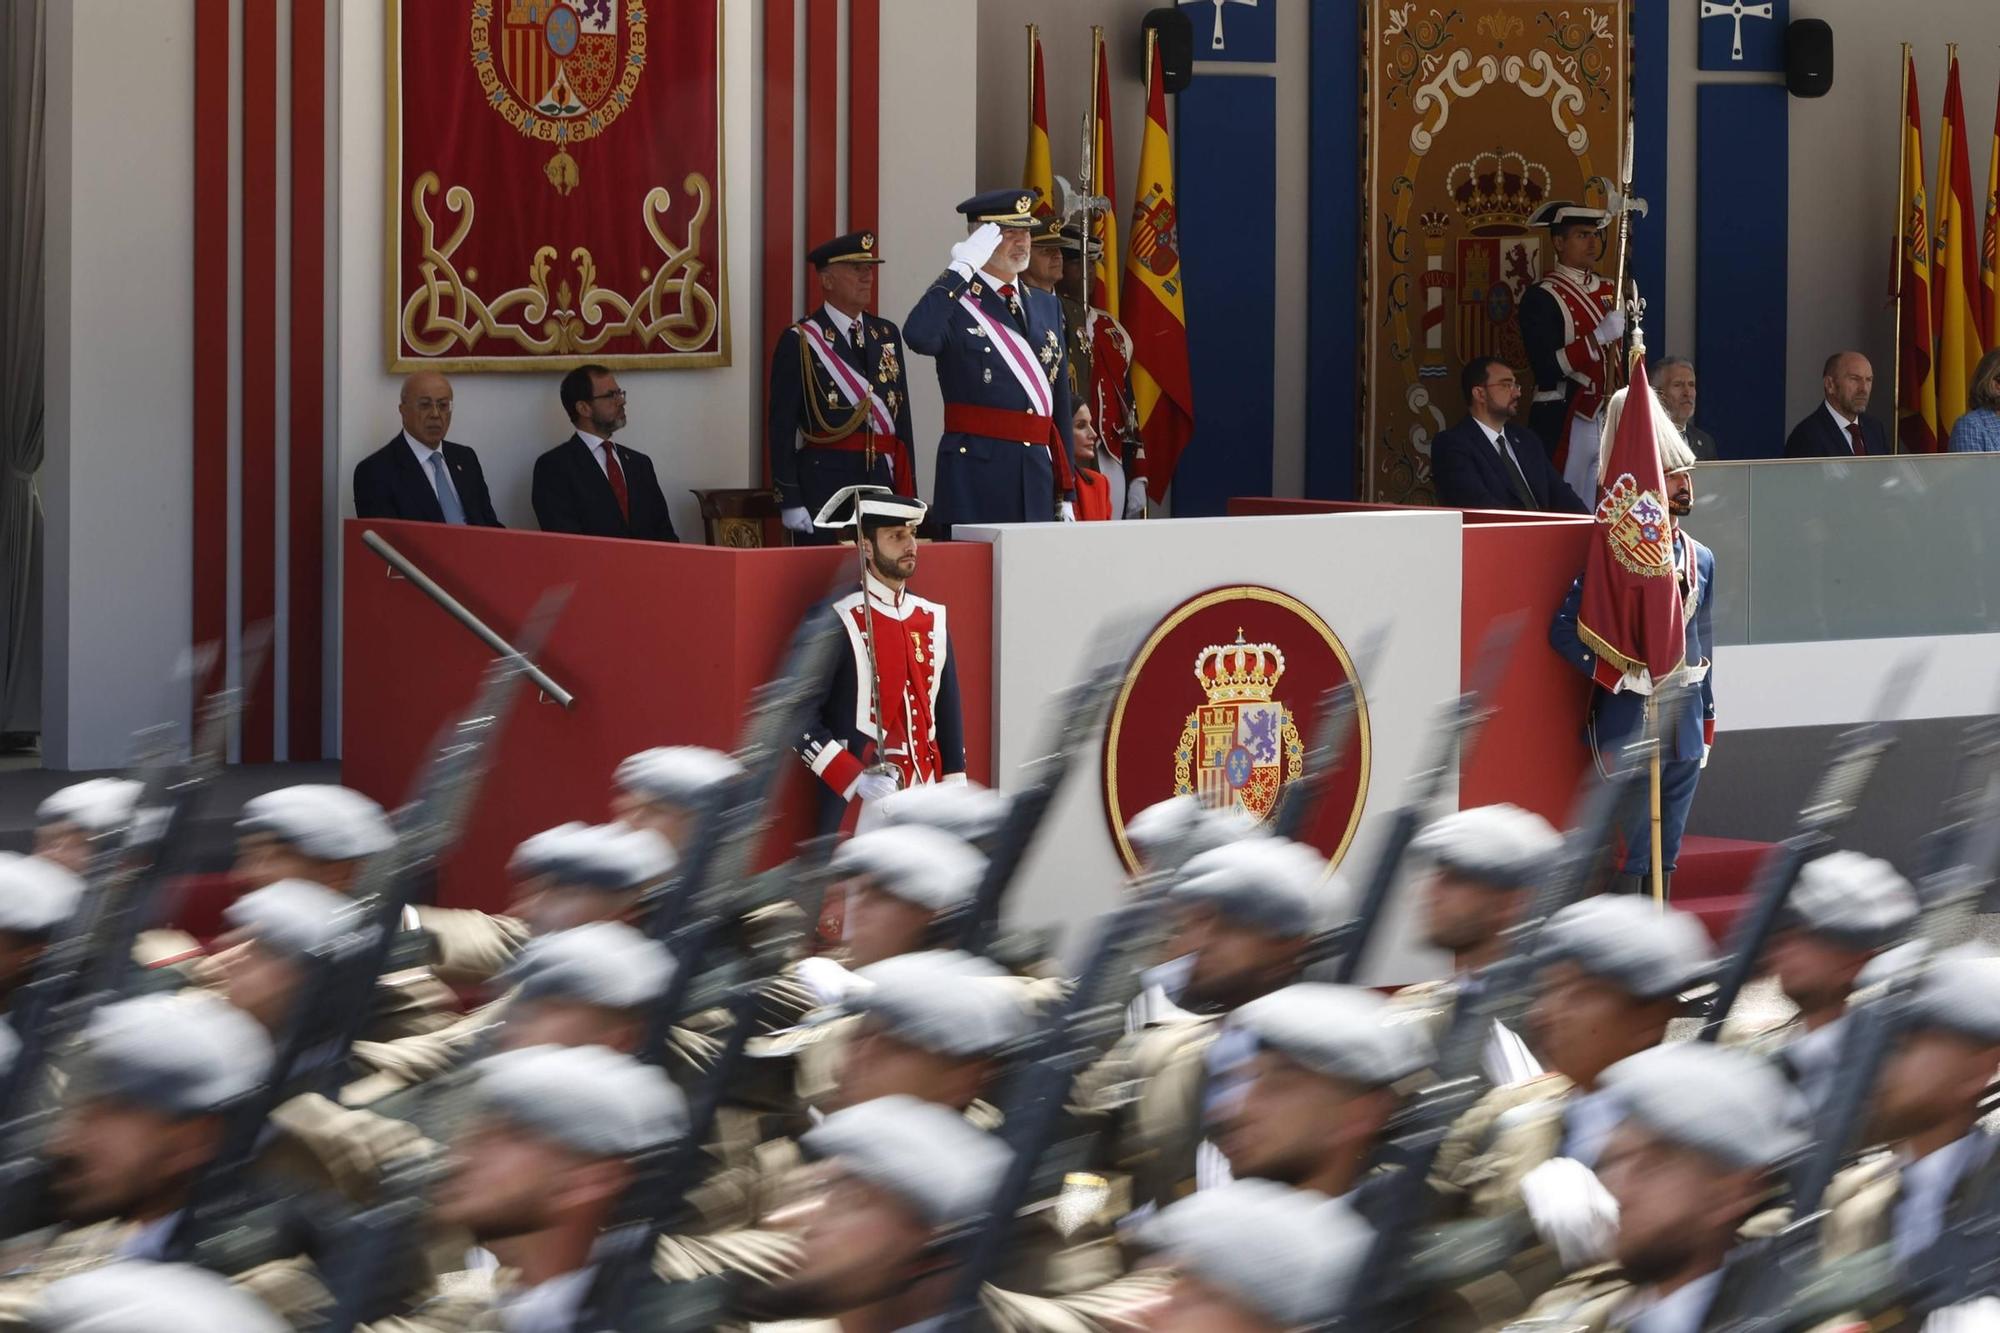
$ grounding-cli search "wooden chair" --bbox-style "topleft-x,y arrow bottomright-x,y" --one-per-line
692,487 -> 787,548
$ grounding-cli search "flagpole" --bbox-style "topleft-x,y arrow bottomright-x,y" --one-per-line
1893,44 -> 1910,453
1649,701 -> 1665,909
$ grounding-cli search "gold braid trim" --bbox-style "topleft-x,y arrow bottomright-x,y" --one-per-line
798,324 -> 872,444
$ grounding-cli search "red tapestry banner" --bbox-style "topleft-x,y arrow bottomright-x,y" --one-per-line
388,0 -> 729,370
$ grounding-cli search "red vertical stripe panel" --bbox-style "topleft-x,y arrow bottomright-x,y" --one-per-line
760,0 -> 796,484
288,0 -> 325,760
192,0 -> 230,699
847,0 -> 879,248
240,0 -> 277,761
804,0 -> 838,249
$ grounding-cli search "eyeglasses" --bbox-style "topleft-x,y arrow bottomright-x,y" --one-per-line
408,398 -> 453,413
590,388 -> 628,401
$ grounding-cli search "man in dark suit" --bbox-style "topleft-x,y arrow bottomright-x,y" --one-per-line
351,371 -> 503,526
530,364 -> 678,542
1784,352 -> 1889,458
1431,356 -> 1590,514
1652,355 -> 1719,462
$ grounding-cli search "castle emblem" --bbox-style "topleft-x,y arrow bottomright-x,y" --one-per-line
1173,631 -> 1305,822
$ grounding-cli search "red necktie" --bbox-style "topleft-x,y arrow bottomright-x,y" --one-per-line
1846,424 -> 1866,457
603,443 -> 630,522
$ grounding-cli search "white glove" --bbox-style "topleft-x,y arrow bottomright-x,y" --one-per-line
780,505 -> 813,535
851,770 -> 899,803
1701,742 -> 1712,770
1614,667 -> 1654,696
1593,309 -> 1627,346
1059,500 -> 1077,523
1124,477 -> 1149,519
1922,1299 -> 2000,1332
1519,1157 -> 1619,1270
796,955 -> 865,1008
948,223 -> 1004,280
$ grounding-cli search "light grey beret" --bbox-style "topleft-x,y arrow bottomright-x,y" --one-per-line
236,785 -> 394,861
472,1044 -> 687,1157
801,1094 -> 1012,1232
35,779 -> 145,836
614,746 -> 743,805
1601,1042 -> 1806,1170
1908,951 -> 2000,1045
35,1260 -> 287,1333
830,825 -> 986,912
1171,836 -> 1336,939
1124,796 -> 1260,865
507,821 -> 590,880
74,993 -> 273,1116
502,921 -> 676,1010
1235,983 -> 1434,1087
548,824 -> 675,893
842,951 -> 1032,1058
0,854 -> 83,936
874,783 -> 1012,845
1783,851 -> 1919,952
1139,1182 -> 1375,1326
1410,803 -> 1563,889
1537,895 -> 1717,999
222,878 -> 351,959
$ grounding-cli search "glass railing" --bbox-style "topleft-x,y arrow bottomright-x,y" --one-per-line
1681,454 -> 2000,646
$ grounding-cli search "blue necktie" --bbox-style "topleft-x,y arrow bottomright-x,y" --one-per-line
428,451 -> 466,525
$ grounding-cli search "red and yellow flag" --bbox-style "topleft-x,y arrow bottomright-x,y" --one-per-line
1577,365 -> 1685,685
1022,26 -> 1053,218
1936,48 -> 1982,438
1088,28 -> 1120,318
1124,31 -> 1194,497
1982,67 -> 1999,347
1897,49 -> 1939,454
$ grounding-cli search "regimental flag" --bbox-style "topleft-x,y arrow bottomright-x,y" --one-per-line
1577,365 -> 1686,684
1936,49 -> 1983,439
1022,26 -> 1053,220
1898,51 -> 1939,455
1089,28 -> 1120,319
1983,69 -> 2000,347
1124,31 -> 1194,498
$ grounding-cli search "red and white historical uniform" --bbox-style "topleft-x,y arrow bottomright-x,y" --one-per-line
1522,261 -> 1618,501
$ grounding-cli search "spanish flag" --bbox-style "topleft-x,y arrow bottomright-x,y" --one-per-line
1021,26 -> 1053,219
1983,68 -> 1999,347
1897,49 -> 1938,454
1936,48 -> 1982,439
1124,30 -> 1194,497
1089,28 -> 1120,318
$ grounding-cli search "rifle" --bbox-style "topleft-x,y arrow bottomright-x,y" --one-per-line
1271,627 -> 1384,846
1696,661 -> 1917,1041
1328,614 -> 1522,985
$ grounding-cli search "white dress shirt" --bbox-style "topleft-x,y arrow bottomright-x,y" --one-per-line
822,303 -> 861,346
404,431 -> 448,497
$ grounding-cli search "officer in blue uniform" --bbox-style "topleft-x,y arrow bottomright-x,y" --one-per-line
768,230 -> 918,544
904,189 -> 1077,534
1550,402 -> 1714,896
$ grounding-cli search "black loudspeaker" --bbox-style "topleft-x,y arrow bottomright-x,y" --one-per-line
1142,9 -> 1195,94
1785,19 -> 1833,98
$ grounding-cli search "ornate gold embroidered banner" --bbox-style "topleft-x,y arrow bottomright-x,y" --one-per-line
1362,2 -> 1629,500
387,0 -> 728,370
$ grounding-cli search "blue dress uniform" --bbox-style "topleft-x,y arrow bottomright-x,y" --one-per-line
1549,528 -> 1716,885
767,231 -> 917,545
904,190 -> 1077,533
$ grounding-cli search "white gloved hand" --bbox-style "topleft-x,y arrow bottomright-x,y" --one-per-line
851,770 -> 899,803
948,223 -> 1004,280
1059,500 -> 1077,523
1519,1157 -> 1619,1271
1594,309 -> 1627,346
1701,742 -> 1712,770
796,955 -> 866,1008
1124,477 -> 1149,519
781,505 -> 813,535
1615,667 -> 1655,697
1921,1298 -> 2000,1332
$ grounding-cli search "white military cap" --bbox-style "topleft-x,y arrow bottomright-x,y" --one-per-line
472,1044 -> 687,1157
801,1094 -> 1011,1232
841,951 -> 1032,1058
830,825 -> 986,912
502,921 -> 675,1010
1124,796 -> 1259,866
549,824 -> 675,893
1139,1182 -> 1375,1327
874,783 -> 1012,845
37,1260 -> 287,1333
507,821 -> 590,880
1782,851 -> 1919,952
614,745 -> 743,806
221,878 -> 352,959
73,993 -> 272,1116
1536,895 -> 1716,999
1235,983 -> 1433,1087
1908,951 -> 2000,1045
1171,836 -> 1335,939
1601,1042 -> 1806,1171
35,778 -> 145,835
1410,804 -> 1562,889
235,785 -> 394,861
0,853 -> 83,936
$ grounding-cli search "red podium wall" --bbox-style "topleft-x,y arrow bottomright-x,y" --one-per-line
341,521 -> 993,911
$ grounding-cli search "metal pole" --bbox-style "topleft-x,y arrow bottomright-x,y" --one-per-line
1892,44 -> 1910,454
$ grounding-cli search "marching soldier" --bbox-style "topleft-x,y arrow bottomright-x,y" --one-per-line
872,780 -> 1013,850
1522,200 -> 1623,501
768,231 -> 917,544
1138,1180 -> 1377,1333
29,778 -> 141,875
611,744 -> 743,853
0,854 -> 81,1006
904,189 -> 1078,531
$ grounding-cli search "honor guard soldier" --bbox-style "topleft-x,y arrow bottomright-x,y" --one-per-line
1521,200 -> 1623,501
797,487 -> 966,835
768,231 -> 918,543
1139,1180 -> 1377,1333
31,777 -> 142,876
0,853 -> 82,1005
904,190 -> 1079,531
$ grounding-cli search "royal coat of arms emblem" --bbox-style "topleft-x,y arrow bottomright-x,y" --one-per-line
1174,632 -> 1304,820
472,0 -> 647,194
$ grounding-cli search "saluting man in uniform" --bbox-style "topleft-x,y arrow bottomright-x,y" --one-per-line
1520,200 -> 1624,502
904,190 -> 1078,533
767,230 -> 917,544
